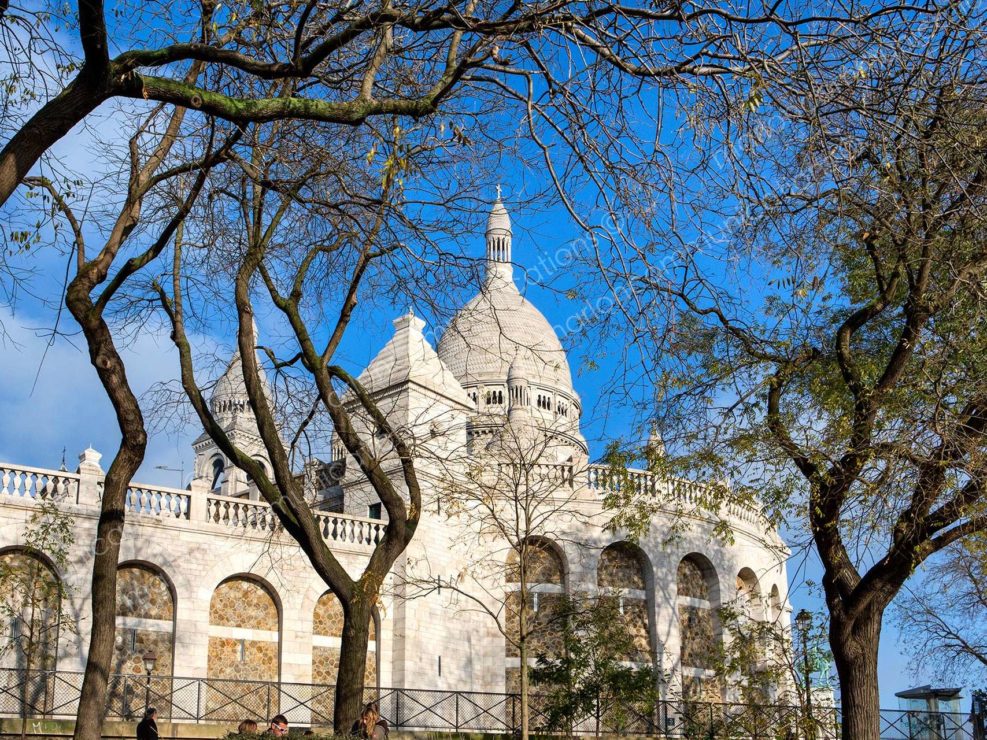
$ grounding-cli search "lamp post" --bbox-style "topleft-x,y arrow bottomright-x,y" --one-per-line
142,651 -> 157,713
795,610 -> 814,739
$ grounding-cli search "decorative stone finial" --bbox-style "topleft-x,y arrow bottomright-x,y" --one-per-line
77,446 -> 104,475
392,310 -> 426,335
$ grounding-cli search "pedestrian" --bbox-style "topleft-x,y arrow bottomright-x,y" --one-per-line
266,714 -> 289,738
137,707 -> 158,740
351,702 -> 388,740
238,719 -> 259,734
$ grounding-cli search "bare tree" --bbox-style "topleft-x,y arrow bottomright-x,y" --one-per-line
12,96 -> 237,740
400,407 -> 592,740
896,538 -> 987,684
0,0 -> 938,209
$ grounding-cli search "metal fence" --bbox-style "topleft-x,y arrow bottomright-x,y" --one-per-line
0,670 -> 977,739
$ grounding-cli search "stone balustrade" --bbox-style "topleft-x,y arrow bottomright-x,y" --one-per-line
0,461 -> 384,552
0,464 -> 81,503
0,458 -> 769,546
586,463 -> 771,530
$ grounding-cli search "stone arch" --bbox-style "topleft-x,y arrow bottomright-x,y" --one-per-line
735,567 -> 763,621
207,575 -> 281,682
0,547 -> 62,673
504,537 -> 567,693
677,553 -> 722,702
597,542 -> 654,663
769,584 -> 783,622
311,590 -> 379,688
112,562 -> 176,675
109,562 -> 177,719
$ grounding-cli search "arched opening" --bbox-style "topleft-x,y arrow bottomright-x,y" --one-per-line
207,576 -> 280,682
110,562 -> 176,718
504,538 -> 566,693
597,542 -> 654,664
677,554 -> 722,703
769,585 -> 783,623
735,568 -> 763,621
0,548 -> 63,716
0,549 -> 62,672
210,456 -> 225,491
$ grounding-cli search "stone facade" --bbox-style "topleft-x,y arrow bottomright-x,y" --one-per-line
0,201 -> 792,705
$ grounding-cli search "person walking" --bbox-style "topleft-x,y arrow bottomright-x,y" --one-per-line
238,719 -> 259,734
137,708 -> 159,740
351,702 -> 388,740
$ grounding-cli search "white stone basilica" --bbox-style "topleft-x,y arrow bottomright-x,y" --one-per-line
0,198 -> 791,723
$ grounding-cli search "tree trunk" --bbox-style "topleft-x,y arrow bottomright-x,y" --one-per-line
519,629 -> 529,740
68,304 -> 147,740
0,75 -> 108,208
334,598 -> 373,734
831,609 -> 882,740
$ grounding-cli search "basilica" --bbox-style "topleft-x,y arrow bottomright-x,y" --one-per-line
0,198 -> 791,725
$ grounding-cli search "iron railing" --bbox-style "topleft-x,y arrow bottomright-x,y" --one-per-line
0,670 -> 977,738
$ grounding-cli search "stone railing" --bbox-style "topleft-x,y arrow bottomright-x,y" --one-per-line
0,461 -> 382,552
127,484 -> 190,519
586,464 -> 770,530
0,464 -> 81,503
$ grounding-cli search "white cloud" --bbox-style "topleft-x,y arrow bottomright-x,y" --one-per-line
0,304 -> 218,487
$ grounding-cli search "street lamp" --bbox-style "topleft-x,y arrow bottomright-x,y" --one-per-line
142,650 -> 157,713
155,464 -> 185,489
795,610 -> 814,739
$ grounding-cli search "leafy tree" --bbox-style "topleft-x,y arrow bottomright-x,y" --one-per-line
586,10 -> 987,738
530,596 -> 662,737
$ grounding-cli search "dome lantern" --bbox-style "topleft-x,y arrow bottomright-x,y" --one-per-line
485,188 -> 512,283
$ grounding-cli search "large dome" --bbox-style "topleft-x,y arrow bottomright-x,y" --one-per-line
437,280 -> 575,393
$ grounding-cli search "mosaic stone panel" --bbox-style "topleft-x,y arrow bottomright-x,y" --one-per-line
209,578 -> 278,630
505,543 -> 563,584
505,591 -> 564,659
622,599 -> 651,662
112,628 -> 173,676
679,605 -> 717,670
313,591 -> 377,639
682,673 -> 723,703
0,551 -> 61,672
207,637 -> 279,681
677,558 -> 711,601
116,565 -> 174,620
598,545 -> 646,590
312,647 -> 377,686
505,667 -> 521,693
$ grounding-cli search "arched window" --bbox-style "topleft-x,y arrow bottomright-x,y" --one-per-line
504,538 -> 566,693
207,577 -> 280,683
677,554 -> 722,702
598,542 -> 653,663
110,563 -> 176,718
312,591 -> 377,694
210,457 -> 225,490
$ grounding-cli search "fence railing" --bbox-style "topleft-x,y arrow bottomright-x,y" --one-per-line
0,670 -> 977,739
